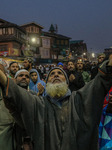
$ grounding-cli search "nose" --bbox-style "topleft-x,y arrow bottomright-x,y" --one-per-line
54,72 -> 59,78
22,75 -> 26,79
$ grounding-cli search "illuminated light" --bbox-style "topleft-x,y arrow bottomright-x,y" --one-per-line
31,38 -> 36,43
92,53 -> 95,58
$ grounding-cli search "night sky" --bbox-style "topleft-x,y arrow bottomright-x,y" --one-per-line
1,0 -> 112,53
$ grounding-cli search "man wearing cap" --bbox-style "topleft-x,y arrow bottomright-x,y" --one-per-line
91,53 -> 106,79
57,62 -> 64,69
14,69 -> 37,150
0,62 -> 15,150
0,57 -> 112,150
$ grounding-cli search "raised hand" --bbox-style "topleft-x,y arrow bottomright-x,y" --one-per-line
69,74 -> 75,82
37,83 -> 44,95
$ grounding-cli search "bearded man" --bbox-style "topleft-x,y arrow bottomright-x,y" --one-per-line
23,58 -> 33,72
0,58 -> 112,150
8,62 -> 19,78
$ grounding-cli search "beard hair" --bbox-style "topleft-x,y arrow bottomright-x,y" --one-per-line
46,82 -> 68,98
16,81 -> 28,89
10,70 -> 16,75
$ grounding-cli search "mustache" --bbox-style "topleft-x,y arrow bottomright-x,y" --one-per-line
51,77 -> 62,83
20,79 -> 27,83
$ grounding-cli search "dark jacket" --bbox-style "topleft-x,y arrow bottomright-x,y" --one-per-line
66,70 -> 85,92
3,60 -> 112,150
91,64 -> 99,80
91,61 -> 105,80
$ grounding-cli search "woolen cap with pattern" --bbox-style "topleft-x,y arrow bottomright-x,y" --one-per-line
46,67 -> 69,85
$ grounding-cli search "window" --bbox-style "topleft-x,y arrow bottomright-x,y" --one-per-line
35,27 -> 39,33
2,28 -> 10,34
0,29 -> 2,35
36,48 -> 39,54
2,28 -> 6,34
31,27 -> 33,32
57,40 -> 59,45
5,28 -> 8,34
8,28 -> 13,34
61,40 -> 64,45
65,40 -> 68,45
45,50 -> 49,56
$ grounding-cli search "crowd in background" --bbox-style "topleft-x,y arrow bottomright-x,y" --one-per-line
0,52 -> 112,150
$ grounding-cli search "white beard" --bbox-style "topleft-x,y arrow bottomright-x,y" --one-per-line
46,82 -> 68,98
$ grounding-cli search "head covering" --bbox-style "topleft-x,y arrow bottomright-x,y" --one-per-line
97,53 -> 106,59
29,69 -> 40,75
14,69 -> 29,78
29,69 -> 46,94
57,62 -> 63,66
46,67 -> 69,85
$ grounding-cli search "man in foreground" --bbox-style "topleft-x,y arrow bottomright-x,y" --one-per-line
0,58 -> 112,150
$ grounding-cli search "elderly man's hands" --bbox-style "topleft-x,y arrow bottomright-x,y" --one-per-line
37,83 -> 44,95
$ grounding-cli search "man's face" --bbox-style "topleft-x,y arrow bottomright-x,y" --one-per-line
46,69 -> 68,98
67,61 -> 75,71
30,72 -> 38,83
15,72 -> 30,89
47,69 -> 66,84
23,60 -> 30,70
98,55 -> 105,63
76,61 -> 83,70
9,63 -> 19,75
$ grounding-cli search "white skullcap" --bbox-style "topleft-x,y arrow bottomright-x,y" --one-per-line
14,69 -> 29,78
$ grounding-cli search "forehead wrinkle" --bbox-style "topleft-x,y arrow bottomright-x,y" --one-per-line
49,69 -> 64,76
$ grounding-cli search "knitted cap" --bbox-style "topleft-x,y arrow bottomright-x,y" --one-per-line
57,62 -> 63,66
14,69 -> 29,78
46,67 -> 69,85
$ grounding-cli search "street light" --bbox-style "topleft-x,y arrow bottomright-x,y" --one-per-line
92,53 -> 95,58
31,37 -> 36,43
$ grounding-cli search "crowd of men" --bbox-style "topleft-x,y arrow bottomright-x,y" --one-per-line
0,52 -> 112,150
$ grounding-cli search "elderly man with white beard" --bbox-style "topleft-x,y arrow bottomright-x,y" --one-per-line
0,57 -> 112,150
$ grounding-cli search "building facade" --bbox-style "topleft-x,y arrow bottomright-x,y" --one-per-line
0,18 -> 26,59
